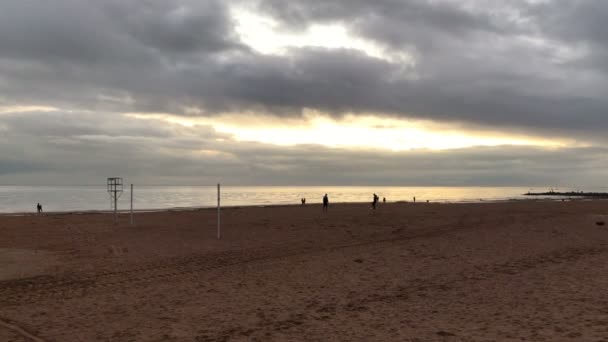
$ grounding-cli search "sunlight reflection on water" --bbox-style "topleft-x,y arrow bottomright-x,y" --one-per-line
0,185 -> 597,213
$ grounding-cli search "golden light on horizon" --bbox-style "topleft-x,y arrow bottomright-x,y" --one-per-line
127,112 -> 575,151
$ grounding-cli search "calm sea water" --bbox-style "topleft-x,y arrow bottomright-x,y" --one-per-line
0,185 -> 582,213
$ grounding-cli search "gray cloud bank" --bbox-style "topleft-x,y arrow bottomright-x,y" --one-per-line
0,1 -> 607,135
1,0 -> 607,185
1,110 -> 605,186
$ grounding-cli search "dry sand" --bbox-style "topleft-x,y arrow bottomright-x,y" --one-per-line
1,201 -> 608,341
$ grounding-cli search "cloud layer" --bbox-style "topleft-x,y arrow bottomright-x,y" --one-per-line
0,0 -> 607,185
1,110 -> 606,186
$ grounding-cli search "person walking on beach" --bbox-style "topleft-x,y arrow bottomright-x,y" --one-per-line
372,193 -> 379,210
323,194 -> 329,212
36,203 -> 42,214
301,197 -> 306,206
383,197 -> 386,204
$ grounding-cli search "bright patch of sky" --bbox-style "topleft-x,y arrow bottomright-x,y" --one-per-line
231,6 -> 414,64
0,105 -> 59,114
127,111 -> 575,151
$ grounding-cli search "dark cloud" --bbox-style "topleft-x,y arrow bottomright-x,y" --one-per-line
242,0 -> 608,137
0,0 -> 607,185
0,0 -> 241,63
254,0 -> 519,49
0,0 -> 252,113
0,0 -> 605,138
527,0 -> 608,46
116,2 -> 242,54
191,48 -> 402,113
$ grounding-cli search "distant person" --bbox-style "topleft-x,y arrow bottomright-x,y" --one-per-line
413,196 -> 416,203
301,197 -> 306,206
383,197 -> 386,204
36,203 -> 42,214
323,194 -> 329,212
372,193 -> 379,210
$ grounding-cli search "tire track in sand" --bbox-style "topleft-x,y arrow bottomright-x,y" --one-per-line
0,316 -> 45,342
194,245 -> 608,341
0,220 -> 477,305
0,213 -> 522,306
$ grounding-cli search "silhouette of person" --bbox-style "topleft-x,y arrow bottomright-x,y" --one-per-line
383,197 -> 386,204
301,197 -> 306,205
372,193 -> 379,210
323,194 -> 329,212
36,203 -> 42,214
413,196 -> 416,203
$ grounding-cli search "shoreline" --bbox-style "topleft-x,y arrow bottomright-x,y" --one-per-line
0,196 -> 597,216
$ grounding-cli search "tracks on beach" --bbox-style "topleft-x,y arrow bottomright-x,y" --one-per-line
0,316 -> 46,342
0,214 -> 600,307
195,244 -> 608,341
1,213 -> 606,342
0,220 -> 477,305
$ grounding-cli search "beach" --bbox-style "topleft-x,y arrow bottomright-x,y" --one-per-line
1,200 -> 608,341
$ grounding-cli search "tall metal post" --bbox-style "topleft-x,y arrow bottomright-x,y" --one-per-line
130,184 -> 134,225
114,194 -> 118,224
217,183 -> 221,240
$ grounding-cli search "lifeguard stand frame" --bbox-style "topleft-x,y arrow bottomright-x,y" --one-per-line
107,177 -> 123,224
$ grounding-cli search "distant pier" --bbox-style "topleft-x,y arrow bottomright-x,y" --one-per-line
524,191 -> 608,198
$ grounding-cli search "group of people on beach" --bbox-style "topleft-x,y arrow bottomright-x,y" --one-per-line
299,194 -> 330,211
301,193 -> 388,212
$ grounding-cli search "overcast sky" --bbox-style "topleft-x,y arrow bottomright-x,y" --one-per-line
1,0 -> 607,186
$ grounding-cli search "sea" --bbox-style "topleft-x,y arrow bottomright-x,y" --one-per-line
0,185 -> 593,213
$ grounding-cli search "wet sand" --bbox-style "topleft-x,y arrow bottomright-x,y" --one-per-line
1,201 -> 608,341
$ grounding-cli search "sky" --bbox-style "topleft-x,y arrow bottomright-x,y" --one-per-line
0,0 -> 607,186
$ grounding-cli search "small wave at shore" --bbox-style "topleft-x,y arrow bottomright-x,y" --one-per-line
0,185 -> 603,214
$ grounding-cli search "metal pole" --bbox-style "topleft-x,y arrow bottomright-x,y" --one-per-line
114,190 -> 118,225
130,184 -> 133,225
217,183 -> 221,240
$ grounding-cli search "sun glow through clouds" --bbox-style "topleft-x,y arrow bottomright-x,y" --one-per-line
231,7 -> 414,65
127,112 -> 572,151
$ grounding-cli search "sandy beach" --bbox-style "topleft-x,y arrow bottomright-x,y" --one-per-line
1,200 -> 608,341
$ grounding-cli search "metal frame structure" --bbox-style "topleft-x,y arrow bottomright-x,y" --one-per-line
107,177 -> 123,224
